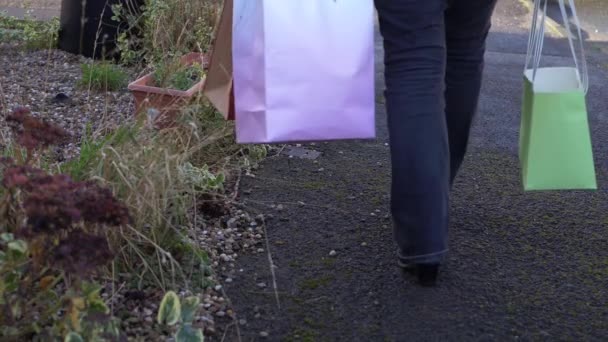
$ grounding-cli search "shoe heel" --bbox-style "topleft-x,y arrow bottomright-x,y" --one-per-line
417,264 -> 439,287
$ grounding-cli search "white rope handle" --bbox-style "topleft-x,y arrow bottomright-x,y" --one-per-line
524,0 -> 589,94
562,0 -> 589,92
525,0 -> 547,74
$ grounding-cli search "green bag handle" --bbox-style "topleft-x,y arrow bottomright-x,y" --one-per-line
524,0 -> 589,94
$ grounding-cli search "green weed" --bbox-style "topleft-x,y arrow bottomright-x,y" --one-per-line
152,58 -> 205,91
79,63 -> 128,91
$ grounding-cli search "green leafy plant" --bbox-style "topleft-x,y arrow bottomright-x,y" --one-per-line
22,17 -> 59,50
152,60 -> 205,91
157,291 -> 204,342
0,11 -> 59,49
56,282 -> 122,341
0,12 -> 24,43
178,162 -> 225,191
79,63 -> 128,91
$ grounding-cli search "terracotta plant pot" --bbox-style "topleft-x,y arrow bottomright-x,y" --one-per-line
128,52 -> 208,128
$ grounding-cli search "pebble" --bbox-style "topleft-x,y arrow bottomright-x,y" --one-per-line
201,315 -> 214,324
361,242 -> 368,247
257,282 -> 267,288
214,285 -> 223,291
143,308 -> 153,317
227,218 -> 238,228
329,250 -> 337,257
216,311 -> 226,317
260,331 -> 269,338
239,319 -> 247,325
276,204 -> 285,211
225,278 -> 233,283
257,248 -> 265,253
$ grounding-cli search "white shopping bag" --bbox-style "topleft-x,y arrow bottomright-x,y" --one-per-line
232,0 -> 376,144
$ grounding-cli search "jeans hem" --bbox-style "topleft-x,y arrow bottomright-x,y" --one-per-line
398,249 -> 448,264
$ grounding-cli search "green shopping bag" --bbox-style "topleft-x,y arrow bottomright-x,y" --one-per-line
519,0 -> 597,191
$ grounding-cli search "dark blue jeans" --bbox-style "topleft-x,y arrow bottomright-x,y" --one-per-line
375,0 -> 498,264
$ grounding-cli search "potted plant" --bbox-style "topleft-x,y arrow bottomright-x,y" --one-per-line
128,52 -> 208,128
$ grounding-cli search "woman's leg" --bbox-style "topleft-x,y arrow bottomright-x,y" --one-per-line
375,0 -> 450,266
445,0 -> 498,185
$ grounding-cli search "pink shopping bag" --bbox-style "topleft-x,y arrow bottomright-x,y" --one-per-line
232,0 -> 376,144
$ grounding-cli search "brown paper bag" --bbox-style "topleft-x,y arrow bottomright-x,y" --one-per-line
203,0 -> 235,120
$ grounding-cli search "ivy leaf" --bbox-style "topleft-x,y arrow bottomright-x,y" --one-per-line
176,324 -> 205,342
7,240 -> 27,255
64,332 -> 84,342
1,233 -> 14,242
89,298 -> 110,314
180,296 -> 200,324
157,291 -> 181,326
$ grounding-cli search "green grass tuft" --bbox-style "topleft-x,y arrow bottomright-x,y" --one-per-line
79,62 -> 128,91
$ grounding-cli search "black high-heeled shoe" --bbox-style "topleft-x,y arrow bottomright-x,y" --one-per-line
416,263 -> 439,287
398,259 -> 440,287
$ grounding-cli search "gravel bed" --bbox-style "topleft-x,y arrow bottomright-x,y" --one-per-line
0,45 -> 135,159
105,203 -> 268,340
